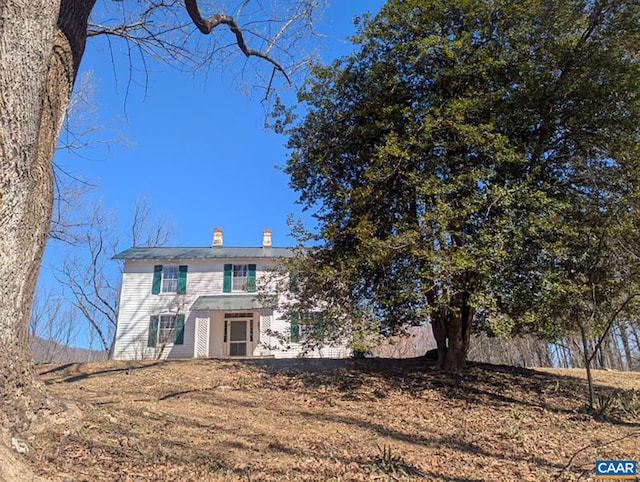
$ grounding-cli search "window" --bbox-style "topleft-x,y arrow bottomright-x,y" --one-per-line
233,264 -> 248,291
290,312 -> 323,343
158,314 -> 176,343
147,314 -> 185,347
162,266 -> 179,293
152,265 -> 187,294
223,264 -> 256,293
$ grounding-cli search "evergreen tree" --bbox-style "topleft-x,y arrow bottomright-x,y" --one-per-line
280,0 -> 640,371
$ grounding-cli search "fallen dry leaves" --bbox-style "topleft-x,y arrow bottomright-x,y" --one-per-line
20,358 -> 640,481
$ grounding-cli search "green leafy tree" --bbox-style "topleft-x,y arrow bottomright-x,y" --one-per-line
536,179 -> 640,407
280,0 -> 640,371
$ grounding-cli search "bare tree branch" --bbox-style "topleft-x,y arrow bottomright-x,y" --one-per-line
130,196 -> 175,247
184,0 -> 290,82
55,197 -> 175,357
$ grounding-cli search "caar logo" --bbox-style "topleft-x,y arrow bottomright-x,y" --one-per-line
595,460 -> 637,480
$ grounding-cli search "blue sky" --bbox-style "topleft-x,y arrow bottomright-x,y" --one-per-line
49,1 -> 384,252
36,1 -> 385,348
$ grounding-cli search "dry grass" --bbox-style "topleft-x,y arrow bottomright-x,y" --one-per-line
22,358 -> 640,481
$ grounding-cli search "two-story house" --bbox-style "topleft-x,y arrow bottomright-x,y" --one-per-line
112,228 -> 350,360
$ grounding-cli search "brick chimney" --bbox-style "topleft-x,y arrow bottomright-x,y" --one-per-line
262,228 -> 272,248
212,227 -> 223,247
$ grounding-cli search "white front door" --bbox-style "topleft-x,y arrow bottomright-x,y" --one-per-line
224,313 -> 254,356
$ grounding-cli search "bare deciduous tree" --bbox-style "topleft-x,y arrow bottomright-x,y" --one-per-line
56,197 -> 175,359
130,195 -> 176,248
57,201 -> 119,358
29,288 -> 79,364
0,1 -> 322,458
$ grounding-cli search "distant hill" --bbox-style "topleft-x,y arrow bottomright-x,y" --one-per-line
30,336 -> 107,364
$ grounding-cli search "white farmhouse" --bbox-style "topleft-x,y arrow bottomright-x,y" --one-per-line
112,228 -> 350,360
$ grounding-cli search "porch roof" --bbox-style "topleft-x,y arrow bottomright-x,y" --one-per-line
191,295 -> 263,311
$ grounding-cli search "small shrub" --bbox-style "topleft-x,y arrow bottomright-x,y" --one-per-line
351,349 -> 371,359
235,375 -> 252,389
594,389 -> 640,421
507,406 -> 527,440
369,444 -> 409,477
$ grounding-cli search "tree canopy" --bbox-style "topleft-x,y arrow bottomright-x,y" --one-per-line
280,0 -> 640,371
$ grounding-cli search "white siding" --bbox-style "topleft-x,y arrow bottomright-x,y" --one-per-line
113,257 -> 351,360
266,308 -> 352,359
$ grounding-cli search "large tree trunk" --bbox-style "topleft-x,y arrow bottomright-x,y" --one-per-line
431,291 -> 473,372
0,0 -> 94,442
1,0 -> 63,436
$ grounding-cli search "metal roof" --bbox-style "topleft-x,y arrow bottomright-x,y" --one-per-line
113,246 -> 296,260
191,295 -> 263,311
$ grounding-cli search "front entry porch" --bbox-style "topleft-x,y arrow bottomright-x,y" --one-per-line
192,295 -> 270,358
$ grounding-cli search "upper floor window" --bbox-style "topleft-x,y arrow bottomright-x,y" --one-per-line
233,264 -> 248,291
223,264 -> 256,293
162,266 -> 179,293
152,265 -> 187,294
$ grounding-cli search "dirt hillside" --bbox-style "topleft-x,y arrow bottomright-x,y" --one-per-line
16,358 -> 640,481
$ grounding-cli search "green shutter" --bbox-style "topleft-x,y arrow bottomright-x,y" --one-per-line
152,265 -> 162,294
291,311 -> 300,342
289,273 -> 299,293
223,264 -> 232,293
177,265 -> 188,294
174,314 -> 185,345
312,312 -> 324,336
148,315 -> 159,347
247,264 -> 257,292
